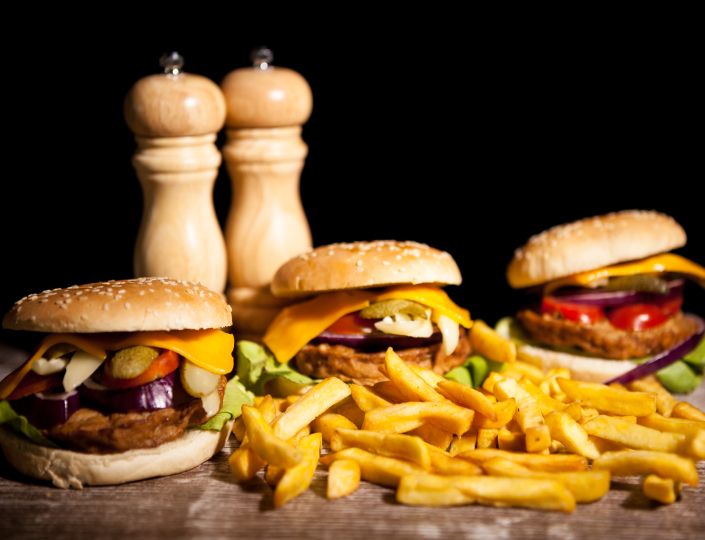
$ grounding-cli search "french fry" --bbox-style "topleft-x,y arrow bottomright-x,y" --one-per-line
556,378 -> 657,417
334,401 -> 365,428
493,377 -> 551,453
264,463 -> 285,486
437,380 -> 497,421
271,377 -> 351,441
311,413 -> 358,443
608,382 -> 629,392
229,395 -> 279,482
362,401 -> 474,436
327,459 -> 361,499
588,435 -> 627,454
509,361 -> 544,383
408,423 -> 454,450
638,413 -> 705,434
289,424 -> 311,447
642,475 -> 682,504
427,451 -> 484,476
477,429 -> 499,449
350,384 -> 392,412
232,417 -> 246,442
241,405 -> 303,469
478,387 -> 497,402
519,377 -> 581,420
539,368 -> 571,397
408,365 -> 447,389
449,431 -> 477,456
482,457 -> 610,503
498,428 -> 525,452
397,474 -> 575,512
274,432 -> 322,508
592,450 -> 699,487
545,411 -> 600,460
384,347 -> 447,403
627,375 -> 678,417
330,428 -> 431,470
371,381 -> 407,403
582,415 -> 682,453
671,402 -> 705,422
469,319 -> 517,364
482,372 -> 507,394
319,447 -> 426,487
457,449 -> 588,472
471,399 -> 516,430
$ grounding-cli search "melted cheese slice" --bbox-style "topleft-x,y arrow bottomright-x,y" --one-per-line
0,328 -> 234,400
544,253 -> 705,294
263,285 -> 472,363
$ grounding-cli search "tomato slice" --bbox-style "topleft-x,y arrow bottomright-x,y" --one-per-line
541,297 -> 606,324
6,371 -> 64,400
101,349 -> 180,390
653,295 -> 684,317
325,311 -> 378,335
607,303 -> 668,331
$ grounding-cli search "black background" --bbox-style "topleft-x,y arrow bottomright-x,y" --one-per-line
1,10 -> 702,352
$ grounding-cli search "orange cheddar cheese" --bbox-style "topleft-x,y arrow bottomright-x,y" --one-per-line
263,285 -> 472,363
0,328 -> 234,401
544,254 -> 705,294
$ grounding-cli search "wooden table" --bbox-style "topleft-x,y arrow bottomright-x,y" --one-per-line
1,341 -> 704,540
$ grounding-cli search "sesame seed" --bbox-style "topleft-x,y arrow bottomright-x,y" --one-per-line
118,290 -> 126,294
153,310 -> 159,316
382,261 -> 390,266
205,302 -> 210,308
103,304 -> 109,311
81,314 -> 88,320
60,304 -> 68,310
125,302 -> 131,309
165,302 -> 172,306
139,291 -> 145,296
165,289 -> 171,292
30,315 -> 35,321
79,296 -> 88,301
149,289 -> 155,293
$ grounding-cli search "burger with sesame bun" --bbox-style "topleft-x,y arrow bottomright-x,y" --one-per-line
0,277 -> 253,488
236,241 -> 473,393
497,210 -> 705,391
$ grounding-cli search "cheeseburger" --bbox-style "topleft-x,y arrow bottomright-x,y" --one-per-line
501,210 -> 705,388
258,241 -> 473,386
0,277 -> 251,488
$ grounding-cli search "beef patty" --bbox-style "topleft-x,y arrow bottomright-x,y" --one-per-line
516,309 -> 699,360
295,328 -> 471,386
42,375 -> 227,454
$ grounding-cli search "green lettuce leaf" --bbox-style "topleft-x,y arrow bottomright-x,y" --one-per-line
236,340 -> 316,396
444,366 -> 472,386
0,400 -> 59,448
682,334 -> 705,374
194,376 -> 254,432
656,361 -> 703,394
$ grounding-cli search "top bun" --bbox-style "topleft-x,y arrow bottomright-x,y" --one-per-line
271,240 -> 462,298
3,277 -> 232,333
506,210 -> 687,289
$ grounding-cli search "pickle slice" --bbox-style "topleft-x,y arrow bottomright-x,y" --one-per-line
359,299 -> 428,320
602,275 -> 670,294
108,345 -> 160,379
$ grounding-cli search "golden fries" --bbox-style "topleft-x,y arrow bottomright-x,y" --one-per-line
397,474 -> 575,512
228,345 -> 705,513
330,428 -> 431,470
274,433 -> 322,508
469,320 -> 517,364
592,450 -> 699,487
327,459 -> 361,499
556,378 -> 657,417
482,457 -> 610,503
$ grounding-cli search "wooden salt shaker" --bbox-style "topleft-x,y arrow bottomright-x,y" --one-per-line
221,47 -> 313,340
124,52 -> 228,294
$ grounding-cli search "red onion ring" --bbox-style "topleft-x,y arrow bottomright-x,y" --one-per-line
552,278 -> 685,308
605,313 -> 705,386
25,390 -> 80,429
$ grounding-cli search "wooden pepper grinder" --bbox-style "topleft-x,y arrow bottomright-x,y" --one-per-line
221,46 -> 313,340
124,52 -> 228,294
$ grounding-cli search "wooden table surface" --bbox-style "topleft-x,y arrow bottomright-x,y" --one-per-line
1,340 -> 704,540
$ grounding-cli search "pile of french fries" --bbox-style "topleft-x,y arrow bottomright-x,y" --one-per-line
230,320 -> 705,511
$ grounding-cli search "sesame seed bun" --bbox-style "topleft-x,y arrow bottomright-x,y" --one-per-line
270,240 -> 462,298
0,421 -> 232,489
2,277 -> 233,333
506,210 -> 687,289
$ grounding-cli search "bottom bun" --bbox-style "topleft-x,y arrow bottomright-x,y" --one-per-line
0,421 -> 233,489
516,344 -> 634,383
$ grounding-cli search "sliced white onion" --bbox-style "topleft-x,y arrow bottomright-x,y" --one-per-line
181,360 -> 221,398
63,350 -> 104,392
32,357 -> 69,376
375,316 -> 434,338
201,388 -> 222,418
437,314 -> 459,356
